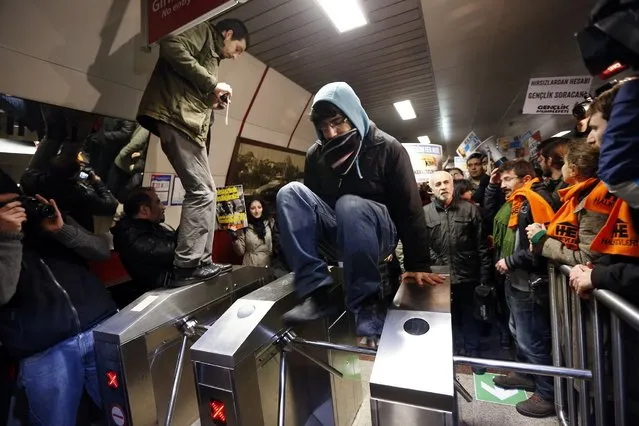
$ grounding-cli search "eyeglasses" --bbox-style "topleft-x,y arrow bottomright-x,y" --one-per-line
318,116 -> 348,131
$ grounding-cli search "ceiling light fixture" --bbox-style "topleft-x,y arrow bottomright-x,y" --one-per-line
552,130 -> 571,137
417,136 -> 431,144
393,100 -> 416,120
317,0 -> 367,33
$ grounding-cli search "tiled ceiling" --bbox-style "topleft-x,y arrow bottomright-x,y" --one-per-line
219,0 -> 598,154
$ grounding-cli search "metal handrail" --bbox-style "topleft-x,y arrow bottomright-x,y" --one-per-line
552,263 -> 639,426
558,264 -> 639,332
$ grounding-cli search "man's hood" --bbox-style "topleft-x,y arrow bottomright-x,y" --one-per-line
312,82 -> 371,141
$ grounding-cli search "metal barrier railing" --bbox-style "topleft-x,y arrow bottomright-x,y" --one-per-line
550,264 -> 639,426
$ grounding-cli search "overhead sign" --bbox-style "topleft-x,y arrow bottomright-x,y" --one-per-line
402,143 -> 443,183
523,75 -> 593,115
456,131 -> 482,159
146,0 -> 243,45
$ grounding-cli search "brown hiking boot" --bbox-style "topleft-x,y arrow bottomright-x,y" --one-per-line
516,394 -> 556,418
493,372 -> 535,392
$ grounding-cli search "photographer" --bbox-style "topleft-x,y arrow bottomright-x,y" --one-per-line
0,169 -> 117,425
21,145 -> 118,232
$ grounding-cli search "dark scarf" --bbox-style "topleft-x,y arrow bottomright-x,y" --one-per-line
318,129 -> 363,177
247,213 -> 268,241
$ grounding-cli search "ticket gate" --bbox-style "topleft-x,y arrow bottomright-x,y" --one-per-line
93,266 -> 275,426
191,273 -> 365,426
369,266 -> 456,425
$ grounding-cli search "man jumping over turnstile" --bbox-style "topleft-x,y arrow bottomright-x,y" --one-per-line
276,82 -> 445,340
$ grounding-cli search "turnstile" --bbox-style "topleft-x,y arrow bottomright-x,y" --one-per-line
94,266 -> 275,426
191,273 -> 364,426
370,267 -> 456,425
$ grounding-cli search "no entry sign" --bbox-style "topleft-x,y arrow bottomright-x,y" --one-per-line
146,0 -> 243,44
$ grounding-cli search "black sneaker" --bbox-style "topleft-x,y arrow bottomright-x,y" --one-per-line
171,264 -> 220,286
282,296 -> 339,324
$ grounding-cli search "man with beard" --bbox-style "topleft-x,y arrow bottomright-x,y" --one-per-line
423,171 -> 491,370
537,137 -> 569,209
276,82 -> 445,340
485,160 -> 557,418
111,187 -> 176,296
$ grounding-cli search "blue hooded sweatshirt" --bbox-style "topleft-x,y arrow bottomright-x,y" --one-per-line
312,82 -> 371,141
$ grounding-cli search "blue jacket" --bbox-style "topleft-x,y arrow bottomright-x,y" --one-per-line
599,78 -> 639,186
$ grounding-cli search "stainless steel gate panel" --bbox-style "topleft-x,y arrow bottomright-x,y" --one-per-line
370,274 -> 455,425
94,266 -> 274,426
192,273 -> 363,426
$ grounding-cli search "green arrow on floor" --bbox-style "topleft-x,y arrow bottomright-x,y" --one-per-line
473,373 -> 529,406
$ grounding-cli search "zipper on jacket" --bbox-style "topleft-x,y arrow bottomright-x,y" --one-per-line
445,209 -> 455,278
39,258 -> 81,332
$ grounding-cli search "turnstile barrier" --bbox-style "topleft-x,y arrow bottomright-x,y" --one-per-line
191,273 -> 364,426
94,266 -> 275,426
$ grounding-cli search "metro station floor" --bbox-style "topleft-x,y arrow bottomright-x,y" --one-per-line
352,360 -> 558,426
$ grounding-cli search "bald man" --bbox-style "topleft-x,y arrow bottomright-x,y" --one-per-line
423,171 -> 491,368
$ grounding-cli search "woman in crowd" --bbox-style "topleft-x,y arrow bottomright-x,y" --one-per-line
231,197 -> 275,267
526,141 -> 609,266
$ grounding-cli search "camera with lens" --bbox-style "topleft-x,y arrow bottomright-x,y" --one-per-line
1,196 -> 57,221
572,80 -> 619,120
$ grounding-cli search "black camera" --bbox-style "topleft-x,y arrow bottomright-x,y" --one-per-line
3,196 -> 57,221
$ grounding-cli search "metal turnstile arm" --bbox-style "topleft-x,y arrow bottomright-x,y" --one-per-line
165,334 -> 189,426
454,378 -> 473,403
277,349 -> 288,426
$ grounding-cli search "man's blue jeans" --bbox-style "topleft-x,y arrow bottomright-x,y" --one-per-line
506,281 -> 554,401
276,182 -> 397,312
18,328 -> 102,426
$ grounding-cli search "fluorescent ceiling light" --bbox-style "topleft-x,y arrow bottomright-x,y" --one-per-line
552,130 -> 571,137
317,0 -> 367,33
394,100 -> 416,120
418,135 -> 431,144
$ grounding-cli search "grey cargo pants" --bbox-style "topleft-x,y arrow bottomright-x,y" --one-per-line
157,123 -> 216,268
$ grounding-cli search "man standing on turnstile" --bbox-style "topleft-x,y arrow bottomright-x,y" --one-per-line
276,82 -> 445,342
137,19 -> 248,283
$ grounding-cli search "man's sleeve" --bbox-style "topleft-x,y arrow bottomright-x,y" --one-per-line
303,152 -> 320,194
50,216 -> 111,261
387,142 -> 431,272
159,23 -> 217,94
592,260 -> 639,296
473,207 -> 491,284
0,233 -> 22,305
483,183 -> 504,227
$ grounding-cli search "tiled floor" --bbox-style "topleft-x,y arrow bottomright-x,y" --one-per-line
351,360 -> 557,426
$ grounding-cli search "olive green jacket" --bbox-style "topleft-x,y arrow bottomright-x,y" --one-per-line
137,20 -> 223,147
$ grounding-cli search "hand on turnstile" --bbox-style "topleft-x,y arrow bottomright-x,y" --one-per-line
401,271 -> 447,287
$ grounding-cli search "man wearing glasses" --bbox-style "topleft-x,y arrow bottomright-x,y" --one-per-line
276,82 -> 444,341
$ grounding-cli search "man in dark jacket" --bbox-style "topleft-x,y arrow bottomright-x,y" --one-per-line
112,187 -> 176,293
424,171 -> 491,365
276,82 -> 444,338
0,168 -> 117,425
485,160 -> 557,418
467,153 -> 491,206
137,18 -> 248,282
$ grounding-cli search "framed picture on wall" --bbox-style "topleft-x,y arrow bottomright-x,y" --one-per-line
226,138 -> 306,204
